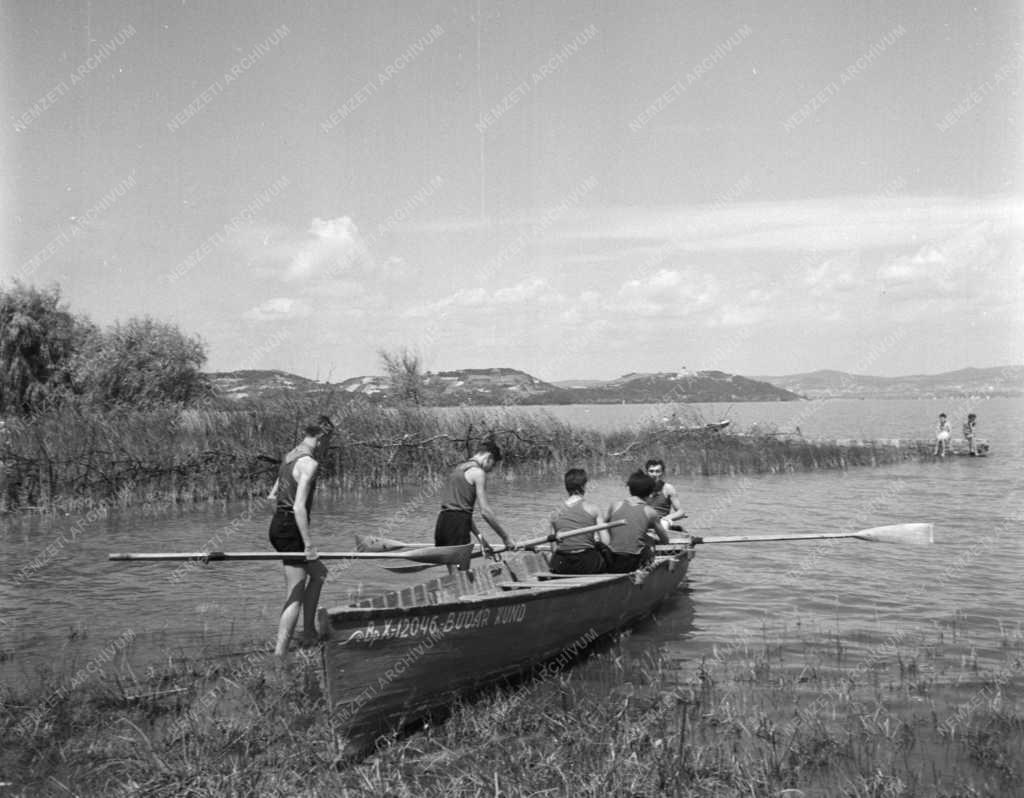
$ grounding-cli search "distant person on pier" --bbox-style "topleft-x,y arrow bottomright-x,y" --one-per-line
934,413 -> 952,457
434,440 -> 515,571
604,470 -> 670,573
963,413 -> 978,456
644,458 -> 683,520
267,415 -> 334,656
548,468 -> 609,575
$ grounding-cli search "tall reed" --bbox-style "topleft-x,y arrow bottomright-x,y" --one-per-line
0,398 -> 930,513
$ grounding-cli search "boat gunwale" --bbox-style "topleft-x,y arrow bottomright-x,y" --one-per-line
322,552 -> 693,622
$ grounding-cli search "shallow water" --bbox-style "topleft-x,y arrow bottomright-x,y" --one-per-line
3,398 -> 1022,721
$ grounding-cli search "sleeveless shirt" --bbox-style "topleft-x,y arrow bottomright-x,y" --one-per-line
275,443 -> 317,513
606,500 -> 653,555
439,461 -> 477,512
646,481 -> 672,517
552,499 -> 599,553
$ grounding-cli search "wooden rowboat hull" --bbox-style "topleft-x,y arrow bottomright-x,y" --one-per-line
318,549 -> 694,751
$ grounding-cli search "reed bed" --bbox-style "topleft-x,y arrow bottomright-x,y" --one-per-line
1,399 -> 929,513
3,622 -> 1021,797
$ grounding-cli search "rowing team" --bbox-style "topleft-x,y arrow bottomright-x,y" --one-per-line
434,441 -> 685,577
266,418 -> 684,656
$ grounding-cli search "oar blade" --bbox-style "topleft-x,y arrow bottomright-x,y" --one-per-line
401,544 -> 474,567
377,561 -> 438,573
856,523 -> 934,545
355,534 -> 421,552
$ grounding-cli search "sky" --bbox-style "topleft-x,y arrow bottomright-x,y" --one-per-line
3,1 -> 1022,382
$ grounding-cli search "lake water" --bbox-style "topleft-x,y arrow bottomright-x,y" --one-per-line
3,397 -> 1022,722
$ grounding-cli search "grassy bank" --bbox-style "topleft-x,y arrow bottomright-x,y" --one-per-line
3,625 -> 1021,796
0,400 -> 928,513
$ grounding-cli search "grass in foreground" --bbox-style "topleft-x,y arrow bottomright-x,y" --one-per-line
2,628 -> 1021,797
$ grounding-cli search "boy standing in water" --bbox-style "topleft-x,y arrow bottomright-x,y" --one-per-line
934,413 -> 952,457
267,416 -> 334,656
963,413 -> 978,456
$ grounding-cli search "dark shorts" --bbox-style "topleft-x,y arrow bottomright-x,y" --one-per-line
603,546 -> 654,574
269,509 -> 305,563
550,548 -> 607,575
434,509 -> 473,546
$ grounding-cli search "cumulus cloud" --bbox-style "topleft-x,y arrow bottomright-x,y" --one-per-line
243,297 -> 312,322
876,220 -> 1002,300
285,216 -> 368,281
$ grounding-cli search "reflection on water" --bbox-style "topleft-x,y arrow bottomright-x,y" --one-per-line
2,398 -> 1022,704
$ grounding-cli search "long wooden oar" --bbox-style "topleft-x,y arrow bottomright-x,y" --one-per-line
108,544 -> 474,567
357,520 -> 624,555
366,520 -> 627,572
658,523 -> 933,549
521,519 -> 624,549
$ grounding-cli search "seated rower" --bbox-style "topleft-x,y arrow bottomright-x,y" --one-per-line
548,468 -> 608,575
604,471 -> 670,574
644,458 -> 682,521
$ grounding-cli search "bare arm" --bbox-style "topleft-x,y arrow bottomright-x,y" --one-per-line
268,478 -> 280,501
292,458 -> 319,558
584,499 -> 610,546
646,506 -> 670,543
469,467 -> 512,546
665,483 -> 682,515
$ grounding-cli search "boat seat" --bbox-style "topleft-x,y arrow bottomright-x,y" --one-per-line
536,573 -> 620,582
499,582 -> 573,592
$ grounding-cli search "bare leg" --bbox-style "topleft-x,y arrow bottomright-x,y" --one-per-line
301,560 -> 328,643
275,563 -> 308,656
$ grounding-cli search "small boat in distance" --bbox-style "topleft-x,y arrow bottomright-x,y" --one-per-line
317,547 -> 695,754
663,416 -> 732,433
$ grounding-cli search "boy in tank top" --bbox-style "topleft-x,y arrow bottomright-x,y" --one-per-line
548,468 -> 609,574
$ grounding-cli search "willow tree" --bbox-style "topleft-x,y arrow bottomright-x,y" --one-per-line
74,316 -> 211,407
0,282 -> 88,414
378,348 -> 428,406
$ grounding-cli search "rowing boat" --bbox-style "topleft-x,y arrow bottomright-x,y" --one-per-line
316,545 -> 695,753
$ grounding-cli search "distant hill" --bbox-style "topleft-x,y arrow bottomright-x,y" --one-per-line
337,367 -> 560,405
210,367 -> 799,405
210,365 -> 1021,405
531,370 -> 800,404
208,370 -> 338,402
756,366 -> 1024,399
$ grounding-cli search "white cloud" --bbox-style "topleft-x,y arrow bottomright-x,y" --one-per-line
402,277 -> 551,318
286,216 -> 367,281
493,276 -> 548,303
243,297 -> 312,322
551,195 -> 1024,256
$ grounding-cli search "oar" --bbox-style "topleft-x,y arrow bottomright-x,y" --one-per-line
372,520 -> 627,572
356,534 -> 421,552
108,544 -> 474,567
361,520 -> 624,554
657,522 -> 934,549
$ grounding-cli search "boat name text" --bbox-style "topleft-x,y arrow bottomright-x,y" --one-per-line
346,603 -> 528,642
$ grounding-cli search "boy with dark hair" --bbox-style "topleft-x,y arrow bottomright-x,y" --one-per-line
267,415 -> 335,656
548,468 -> 608,574
604,470 -> 670,573
434,440 -> 514,569
644,458 -> 682,517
